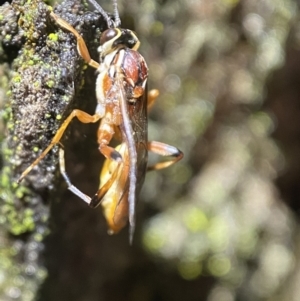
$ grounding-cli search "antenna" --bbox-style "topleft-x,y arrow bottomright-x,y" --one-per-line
87,0 -> 113,28
87,0 -> 121,28
112,0 -> 121,27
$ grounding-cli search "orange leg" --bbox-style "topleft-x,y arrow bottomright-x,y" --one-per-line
147,91 -> 183,169
18,110 -> 101,183
89,163 -> 122,208
147,141 -> 183,171
90,143 -> 127,209
147,89 -> 159,111
97,120 -> 123,162
50,12 -> 100,69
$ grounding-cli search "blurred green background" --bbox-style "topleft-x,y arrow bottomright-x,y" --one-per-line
1,0 -> 300,300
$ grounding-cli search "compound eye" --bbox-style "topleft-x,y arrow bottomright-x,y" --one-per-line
100,28 -> 118,45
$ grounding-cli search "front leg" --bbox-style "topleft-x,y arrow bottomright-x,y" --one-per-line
50,12 -> 100,69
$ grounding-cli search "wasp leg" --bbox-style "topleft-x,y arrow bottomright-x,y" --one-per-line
97,120 -> 123,162
147,89 -> 159,111
18,110 -> 101,183
50,12 -> 100,69
147,141 -> 183,171
89,161 -> 122,208
59,146 -> 120,206
98,143 -> 122,162
59,147 -> 91,204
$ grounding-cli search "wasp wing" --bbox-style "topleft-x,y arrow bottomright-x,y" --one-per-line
111,76 -> 148,242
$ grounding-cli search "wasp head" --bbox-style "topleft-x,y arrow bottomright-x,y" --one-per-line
98,28 -> 140,59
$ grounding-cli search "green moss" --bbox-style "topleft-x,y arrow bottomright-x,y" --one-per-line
2,145 -> 13,158
62,95 -> 69,102
48,33 -> 58,41
2,106 -> 11,120
10,221 -> 34,236
15,186 -> 31,199
0,186 -> 36,234
11,182 -> 18,189
12,75 -> 21,83
46,80 -> 54,88
33,232 -> 43,242
0,167 -> 10,187
4,34 -> 11,40
33,81 -> 40,88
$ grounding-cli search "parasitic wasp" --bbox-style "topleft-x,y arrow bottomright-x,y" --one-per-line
18,0 -> 183,243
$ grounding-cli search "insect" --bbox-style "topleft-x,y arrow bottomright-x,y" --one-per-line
18,0 -> 183,243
